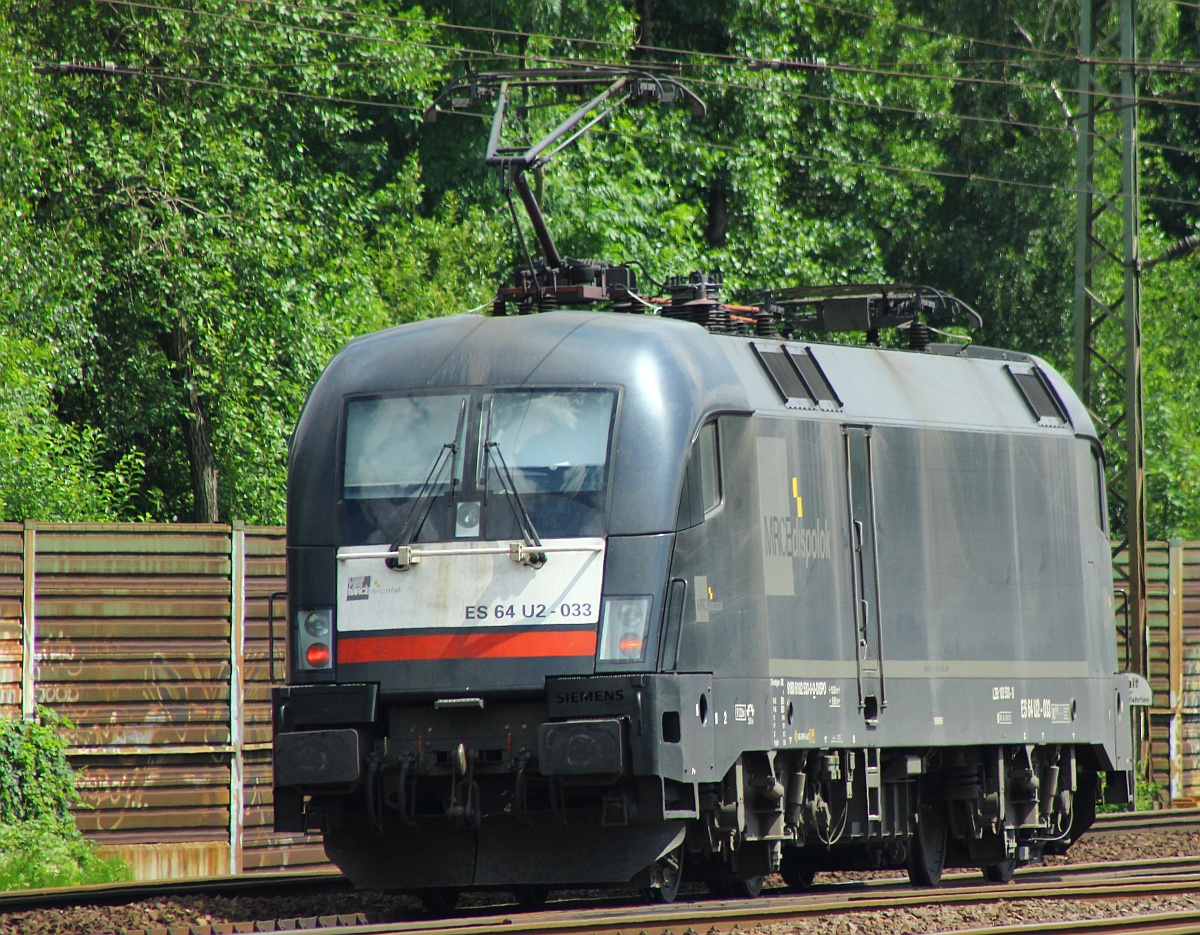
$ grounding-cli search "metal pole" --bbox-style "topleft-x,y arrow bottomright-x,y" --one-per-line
229,522 -> 246,874
21,523 -> 36,720
1119,0 -> 1147,682
1072,0 -> 1145,679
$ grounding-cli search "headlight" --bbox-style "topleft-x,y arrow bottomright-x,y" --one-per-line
303,611 -> 331,638
598,596 -> 652,662
297,608 -> 334,670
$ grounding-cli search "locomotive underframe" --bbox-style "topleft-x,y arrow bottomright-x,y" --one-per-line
274,682 -> 1109,891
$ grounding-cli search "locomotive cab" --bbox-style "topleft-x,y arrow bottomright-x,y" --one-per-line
273,312 -> 751,892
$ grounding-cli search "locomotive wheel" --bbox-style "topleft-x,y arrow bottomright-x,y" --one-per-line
907,803 -> 948,887
640,844 -> 684,903
725,874 -> 764,898
982,859 -> 1016,883
779,850 -> 817,891
419,888 -> 461,914
514,885 -> 551,910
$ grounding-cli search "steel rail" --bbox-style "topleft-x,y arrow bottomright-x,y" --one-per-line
11,816 -> 1200,931
227,870 -> 1200,935
7,850 -> 1198,916
105,866 -> 1200,935
1090,808 -> 1200,834
361,874 -> 1200,935
939,909 -> 1200,935
0,868 -> 348,913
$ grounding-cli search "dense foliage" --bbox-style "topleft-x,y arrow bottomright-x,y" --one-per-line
0,0 -> 1197,537
0,708 -> 79,824
0,710 -> 130,890
0,817 -> 130,890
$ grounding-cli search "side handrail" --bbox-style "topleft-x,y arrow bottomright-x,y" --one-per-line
1114,587 -> 1130,666
267,590 -> 288,683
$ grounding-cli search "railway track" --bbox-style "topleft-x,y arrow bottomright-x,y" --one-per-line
3,809 -> 1198,935
1090,807 -> 1200,835
91,862 -> 1200,935
297,868 -> 1200,935
0,868 -> 349,913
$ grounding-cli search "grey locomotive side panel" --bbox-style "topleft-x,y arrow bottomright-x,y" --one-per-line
667,416 -> 776,774
1072,443 -> 1119,675
751,409 -> 1120,753
871,426 -> 1087,666
753,417 -> 857,671
866,424 -> 1118,750
671,416 -> 769,680
754,415 -> 881,749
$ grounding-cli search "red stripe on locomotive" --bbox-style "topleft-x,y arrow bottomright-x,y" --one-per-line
338,629 -> 598,662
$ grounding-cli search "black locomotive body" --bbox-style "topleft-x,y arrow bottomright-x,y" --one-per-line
273,309 -> 1144,897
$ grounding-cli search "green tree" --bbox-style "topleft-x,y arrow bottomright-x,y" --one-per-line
7,0 -> 445,522
1,0 -> 1197,536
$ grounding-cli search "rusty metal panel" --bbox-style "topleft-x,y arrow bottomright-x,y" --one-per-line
241,752 -> 330,871
33,524 -> 235,863
73,754 -> 232,843
1128,539 -> 1200,804
0,524 -> 22,719
1168,540 -> 1184,801
240,528 -> 329,872
5,522 -> 323,876
1175,541 -> 1200,804
1119,541 -> 1170,795
0,528 -> 21,719
96,842 -> 231,881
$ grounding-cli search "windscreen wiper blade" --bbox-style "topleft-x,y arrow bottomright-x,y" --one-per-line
485,440 -> 545,564
386,399 -> 466,565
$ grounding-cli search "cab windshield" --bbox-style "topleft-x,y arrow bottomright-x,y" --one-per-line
341,388 -> 616,544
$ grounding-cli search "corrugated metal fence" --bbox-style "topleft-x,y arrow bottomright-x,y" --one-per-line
0,522 -> 1197,879
0,522 -> 325,879
1135,539 -> 1200,804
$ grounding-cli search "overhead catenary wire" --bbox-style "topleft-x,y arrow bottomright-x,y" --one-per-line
675,71 -> 1200,162
227,0 -> 1200,79
40,0 -> 1200,169
228,0 -> 1200,73
24,56 -> 425,112
592,127 -> 1200,212
23,48 -> 1200,179
20,3 -> 1200,209
216,0 -> 1200,75
18,52 -> 1200,211
98,0 -> 1200,112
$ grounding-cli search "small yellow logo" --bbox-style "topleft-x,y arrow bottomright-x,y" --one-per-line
791,476 -> 803,518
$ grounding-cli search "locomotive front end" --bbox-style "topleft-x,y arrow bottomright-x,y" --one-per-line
272,313 -> 740,894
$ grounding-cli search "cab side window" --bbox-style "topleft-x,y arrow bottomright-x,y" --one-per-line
677,422 -> 721,530
1090,445 -> 1108,533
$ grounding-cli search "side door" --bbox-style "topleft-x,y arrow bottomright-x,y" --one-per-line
843,425 -> 885,724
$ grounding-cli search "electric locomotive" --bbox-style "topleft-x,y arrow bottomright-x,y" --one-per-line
271,70 -> 1148,904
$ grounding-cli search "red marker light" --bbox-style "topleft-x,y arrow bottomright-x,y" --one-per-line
618,633 -> 643,657
306,642 -> 331,667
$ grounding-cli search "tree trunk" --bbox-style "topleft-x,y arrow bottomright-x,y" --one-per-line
706,186 -> 728,248
637,0 -> 655,50
159,318 -> 220,522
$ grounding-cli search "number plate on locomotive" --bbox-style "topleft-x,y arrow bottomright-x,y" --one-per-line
335,538 -> 606,631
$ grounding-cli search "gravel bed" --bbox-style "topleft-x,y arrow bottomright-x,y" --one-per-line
2,828 -> 1198,935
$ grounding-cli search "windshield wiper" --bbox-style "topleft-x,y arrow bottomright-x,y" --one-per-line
485,439 -> 546,567
386,398 -> 466,568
